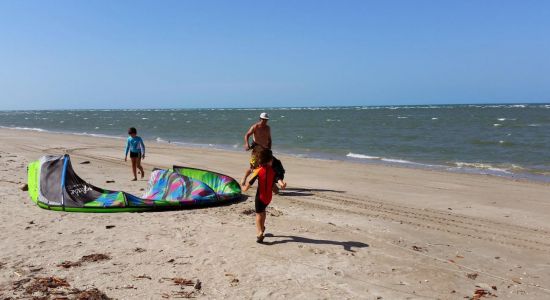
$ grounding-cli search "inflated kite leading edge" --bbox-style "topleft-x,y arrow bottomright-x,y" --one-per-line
27,155 -> 241,212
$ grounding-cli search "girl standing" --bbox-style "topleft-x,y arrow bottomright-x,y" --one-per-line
124,127 -> 145,181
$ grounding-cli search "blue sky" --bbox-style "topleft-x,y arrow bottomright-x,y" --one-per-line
0,1 -> 549,109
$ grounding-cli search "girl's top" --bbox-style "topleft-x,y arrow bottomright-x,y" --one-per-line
125,136 -> 145,156
247,164 -> 275,205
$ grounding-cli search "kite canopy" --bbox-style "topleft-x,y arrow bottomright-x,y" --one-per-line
27,155 -> 241,212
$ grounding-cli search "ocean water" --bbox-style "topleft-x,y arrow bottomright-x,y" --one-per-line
1,104 -> 550,182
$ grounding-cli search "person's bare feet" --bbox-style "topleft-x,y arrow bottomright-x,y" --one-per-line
256,232 -> 265,243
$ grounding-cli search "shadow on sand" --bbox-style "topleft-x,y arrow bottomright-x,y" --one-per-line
262,234 -> 368,252
278,187 -> 346,197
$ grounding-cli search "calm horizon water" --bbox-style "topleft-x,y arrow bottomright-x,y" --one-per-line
1,104 -> 550,182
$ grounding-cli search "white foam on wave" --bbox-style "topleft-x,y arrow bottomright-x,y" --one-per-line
142,117 -> 148,120
453,162 -> 513,174
1,126 -> 47,132
432,117 -> 438,120
493,124 -> 501,127
346,153 -> 380,159
156,137 -> 168,143
1,126 -> 123,140
381,158 -> 422,165
528,124 -> 540,127
73,132 -> 122,139
397,116 -> 408,119
497,118 -> 506,121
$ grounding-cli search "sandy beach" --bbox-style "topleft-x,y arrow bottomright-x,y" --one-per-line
1,127 -> 550,299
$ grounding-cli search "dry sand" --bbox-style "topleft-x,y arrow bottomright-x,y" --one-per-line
0,127 -> 549,299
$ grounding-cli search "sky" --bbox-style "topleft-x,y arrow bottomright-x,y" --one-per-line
0,0 -> 549,109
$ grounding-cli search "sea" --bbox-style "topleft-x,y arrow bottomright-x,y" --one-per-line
1,104 -> 550,182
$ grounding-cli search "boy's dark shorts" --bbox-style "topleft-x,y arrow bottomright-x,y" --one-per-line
255,197 -> 268,213
129,151 -> 141,158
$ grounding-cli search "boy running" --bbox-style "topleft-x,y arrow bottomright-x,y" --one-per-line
241,149 -> 275,243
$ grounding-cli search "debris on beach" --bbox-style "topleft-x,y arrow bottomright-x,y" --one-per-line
133,274 -> 152,280
269,208 -> 283,217
511,277 -> 522,284
173,290 -> 195,298
225,273 -> 240,287
194,279 -> 202,290
105,225 -> 116,229
134,247 -> 146,253
71,287 -> 111,299
411,245 -> 427,252
105,180 -> 115,183
80,161 -> 91,164
58,253 -> 111,268
161,277 -> 198,298
471,283 -> 498,299
12,278 -> 31,290
81,253 -> 110,262
19,184 -> 28,191
241,209 -> 255,215
169,277 -> 195,286
467,273 -> 479,280
24,276 -> 70,294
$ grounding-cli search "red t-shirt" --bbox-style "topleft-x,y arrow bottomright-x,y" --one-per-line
248,165 -> 275,205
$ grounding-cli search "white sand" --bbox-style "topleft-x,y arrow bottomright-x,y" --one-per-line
1,128 -> 550,299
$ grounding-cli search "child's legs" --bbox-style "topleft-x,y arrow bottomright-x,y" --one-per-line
130,157 -> 138,179
255,212 -> 266,235
136,156 -> 144,176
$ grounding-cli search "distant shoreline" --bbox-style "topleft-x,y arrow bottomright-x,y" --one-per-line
1,102 -> 550,112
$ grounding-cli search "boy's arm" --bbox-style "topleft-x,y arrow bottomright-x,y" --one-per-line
124,139 -> 130,160
139,138 -> 145,158
241,169 -> 259,192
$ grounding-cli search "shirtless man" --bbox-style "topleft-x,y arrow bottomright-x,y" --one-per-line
241,112 -> 272,186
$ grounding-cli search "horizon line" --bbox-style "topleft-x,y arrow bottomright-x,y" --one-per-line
1,101 -> 550,111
